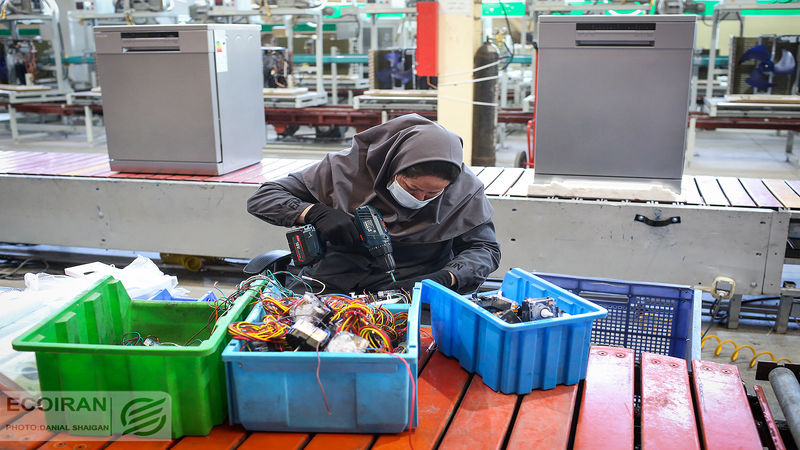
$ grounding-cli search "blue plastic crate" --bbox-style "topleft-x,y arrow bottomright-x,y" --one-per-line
418,268 -> 607,394
535,272 -> 697,362
222,288 -> 420,433
135,288 -> 216,302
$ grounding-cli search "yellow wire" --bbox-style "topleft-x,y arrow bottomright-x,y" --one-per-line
702,334 -> 793,368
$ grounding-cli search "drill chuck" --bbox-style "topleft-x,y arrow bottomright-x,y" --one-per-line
375,252 -> 396,273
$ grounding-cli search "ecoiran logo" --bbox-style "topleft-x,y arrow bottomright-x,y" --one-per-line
119,396 -> 168,436
2,391 -> 171,440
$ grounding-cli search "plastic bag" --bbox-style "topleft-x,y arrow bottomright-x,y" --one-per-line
0,255 -> 189,399
65,255 -> 189,299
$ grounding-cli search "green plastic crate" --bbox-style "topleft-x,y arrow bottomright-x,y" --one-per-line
12,275 -> 263,438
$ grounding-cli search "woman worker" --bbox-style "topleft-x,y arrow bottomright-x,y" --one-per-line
246,114 -> 501,294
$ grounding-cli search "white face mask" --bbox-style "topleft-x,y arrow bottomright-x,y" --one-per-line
387,179 -> 440,209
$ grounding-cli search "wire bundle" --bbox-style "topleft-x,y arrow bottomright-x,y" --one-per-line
229,291 -> 409,353
120,275 -> 271,347
227,318 -> 289,343
119,331 -> 181,347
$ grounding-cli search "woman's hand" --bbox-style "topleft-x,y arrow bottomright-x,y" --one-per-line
302,204 -> 361,247
396,270 -> 455,291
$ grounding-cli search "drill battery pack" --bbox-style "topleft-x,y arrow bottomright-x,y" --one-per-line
286,225 -> 325,267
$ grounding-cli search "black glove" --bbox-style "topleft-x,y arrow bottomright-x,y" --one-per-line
396,270 -> 454,292
304,204 -> 360,247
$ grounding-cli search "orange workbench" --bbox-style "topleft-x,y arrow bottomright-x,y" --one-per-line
0,333 -> 777,450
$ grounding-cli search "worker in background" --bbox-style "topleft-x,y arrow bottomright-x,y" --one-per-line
247,114 -> 501,294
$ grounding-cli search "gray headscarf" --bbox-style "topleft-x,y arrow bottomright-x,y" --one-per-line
299,114 -> 493,243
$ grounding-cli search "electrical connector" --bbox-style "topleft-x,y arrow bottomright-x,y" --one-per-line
496,309 -> 522,324
520,297 -> 559,321
290,293 -> 333,326
287,318 -> 330,350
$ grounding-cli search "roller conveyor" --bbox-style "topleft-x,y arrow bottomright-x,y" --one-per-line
0,150 -> 798,307
2,150 -> 800,209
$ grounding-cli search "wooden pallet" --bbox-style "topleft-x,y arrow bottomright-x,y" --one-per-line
0,340 -> 774,450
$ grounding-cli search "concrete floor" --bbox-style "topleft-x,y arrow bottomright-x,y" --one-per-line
0,123 -> 798,426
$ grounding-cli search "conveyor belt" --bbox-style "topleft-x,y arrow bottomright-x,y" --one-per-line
3,150 -> 800,209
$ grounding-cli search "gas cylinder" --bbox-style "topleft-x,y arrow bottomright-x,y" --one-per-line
471,39 -> 499,167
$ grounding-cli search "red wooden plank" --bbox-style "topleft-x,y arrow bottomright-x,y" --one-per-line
372,352 -> 470,450
754,384 -> 786,450
717,177 -> 756,208
419,328 -> 436,365
0,409 -> 56,450
304,434 -> 372,450
204,158 -> 282,183
163,174 -> 214,181
694,176 -> 730,206
574,346 -> 634,450
640,353 -> 700,450
507,384 -> 578,449
106,435 -> 174,450
107,172 -> 153,179
691,360 -> 761,450
740,178 -> 783,208
38,433 -> 112,450
237,432 -> 309,450
210,164 -> 267,183
169,424 -> 246,449
439,375 -> 516,450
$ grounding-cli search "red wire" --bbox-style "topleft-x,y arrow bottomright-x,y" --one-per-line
316,341 -> 332,415
383,351 -> 416,450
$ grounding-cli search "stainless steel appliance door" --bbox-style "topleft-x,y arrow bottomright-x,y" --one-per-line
98,52 -> 221,164
534,47 -> 692,180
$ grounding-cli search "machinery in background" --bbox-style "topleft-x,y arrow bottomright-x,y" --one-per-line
368,49 -> 437,91
94,24 -> 265,175
0,0 -> 79,141
353,48 -> 438,111
0,0 -> 68,91
262,46 -> 291,88
111,0 -> 173,12
704,35 -> 800,119
729,35 -> 799,96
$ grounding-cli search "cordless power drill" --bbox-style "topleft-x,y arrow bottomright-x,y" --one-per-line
286,205 -> 397,279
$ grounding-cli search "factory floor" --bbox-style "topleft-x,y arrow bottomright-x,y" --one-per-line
0,124 -> 798,425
